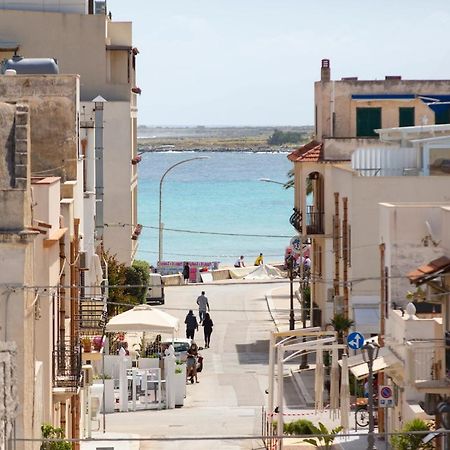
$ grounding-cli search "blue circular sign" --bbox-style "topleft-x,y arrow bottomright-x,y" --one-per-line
347,332 -> 365,350
380,386 -> 393,399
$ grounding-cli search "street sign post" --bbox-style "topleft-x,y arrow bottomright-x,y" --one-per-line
290,236 -> 303,255
378,385 -> 394,408
347,331 -> 365,350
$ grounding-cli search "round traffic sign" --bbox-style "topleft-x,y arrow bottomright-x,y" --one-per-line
347,332 -> 365,350
290,236 -> 303,255
380,386 -> 393,399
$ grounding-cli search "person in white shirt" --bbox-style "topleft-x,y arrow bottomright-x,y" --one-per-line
234,255 -> 245,268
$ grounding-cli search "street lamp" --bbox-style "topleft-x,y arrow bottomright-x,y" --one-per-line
362,342 -> 380,450
258,177 -> 286,186
286,254 -> 296,330
158,156 -> 209,264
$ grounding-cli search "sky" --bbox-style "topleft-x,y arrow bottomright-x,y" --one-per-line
108,0 -> 450,127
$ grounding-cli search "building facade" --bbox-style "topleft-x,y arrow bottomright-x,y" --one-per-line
0,1 -> 139,264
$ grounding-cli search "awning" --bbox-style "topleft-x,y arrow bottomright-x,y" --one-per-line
407,256 -> 450,286
340,347 -> 402,380
418,95 -> 450,114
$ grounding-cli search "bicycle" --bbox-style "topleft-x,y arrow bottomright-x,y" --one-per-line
354,399 -> 378,428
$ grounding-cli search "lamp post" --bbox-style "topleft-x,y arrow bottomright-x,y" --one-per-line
362,342 -> 380,450
258,177 -> 286,186
158,156 -> 209,264
286,254 -> 296,330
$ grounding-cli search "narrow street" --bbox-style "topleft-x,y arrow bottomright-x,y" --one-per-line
101,281 -> 287,449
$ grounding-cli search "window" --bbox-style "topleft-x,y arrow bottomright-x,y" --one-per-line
356,107 -> 381,137
435,109 -> 450,125
399,107 -> 415,127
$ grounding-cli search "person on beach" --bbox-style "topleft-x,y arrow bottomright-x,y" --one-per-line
234,255 -> 245,268
183,262 -> 190,284
196,291 -> 210,323
254,253 -> 264,266
202,312 -> 214,348
184,310 -> 198,340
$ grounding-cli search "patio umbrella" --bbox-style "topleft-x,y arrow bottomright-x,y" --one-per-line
329,346 -> 339,420
340,353 -> 350,433
315,349 -> 324,412
105,304 -> 179,334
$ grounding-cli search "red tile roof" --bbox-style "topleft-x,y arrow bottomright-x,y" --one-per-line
407,256 -> 450,284
288,140 -> 323,163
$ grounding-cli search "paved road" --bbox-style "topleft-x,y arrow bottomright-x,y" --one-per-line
100,281 -> 286,450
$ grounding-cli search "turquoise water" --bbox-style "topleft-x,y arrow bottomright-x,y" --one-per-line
137,151 -> 294,266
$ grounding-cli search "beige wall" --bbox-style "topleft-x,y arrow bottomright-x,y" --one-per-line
0,10 -> 132,102
0,10 -> 138,263
102,101 -> 137,263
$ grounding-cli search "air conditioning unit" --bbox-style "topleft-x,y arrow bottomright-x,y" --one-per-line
82,364 -> 94,387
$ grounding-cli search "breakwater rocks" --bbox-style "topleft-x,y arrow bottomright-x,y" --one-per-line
138,145 -> 293,153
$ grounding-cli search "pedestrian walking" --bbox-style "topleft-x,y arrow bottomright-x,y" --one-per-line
184,310 -> 198,340
202,312 -> 214,348
196,291 -> 209,323
182,262 -> 190,284
254,252 -> 264,266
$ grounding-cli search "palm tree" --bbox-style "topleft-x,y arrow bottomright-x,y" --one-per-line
330,313 -> 355,345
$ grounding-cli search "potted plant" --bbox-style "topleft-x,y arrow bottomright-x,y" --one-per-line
304,422 -> 343,449
174,361 -> 186,407
81,337 -> 92,353
93,374 -> 115,413
92,335 -> 103,352
390,418 -> 433,450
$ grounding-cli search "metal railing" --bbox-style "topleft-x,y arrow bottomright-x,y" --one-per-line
289,207 -> 302,233
52,339 -> 81,392
306,206 -> 324,235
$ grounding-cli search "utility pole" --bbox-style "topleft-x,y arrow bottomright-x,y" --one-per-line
342,197 -> 349,319
378,243 -> 386,440
333,193 -> 340,313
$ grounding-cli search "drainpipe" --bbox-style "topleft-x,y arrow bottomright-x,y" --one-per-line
93,96 -> 107,241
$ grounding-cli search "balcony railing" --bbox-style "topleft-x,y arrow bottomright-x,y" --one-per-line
289,207 -> 302,233
52,339 -> 81,392
306,205 -> 324,235
77,297 -> 107,336
406,339 -> 449,385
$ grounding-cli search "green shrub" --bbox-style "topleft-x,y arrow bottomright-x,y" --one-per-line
284,419 -> 315,436
304,422 -> 343,449
390,418 -> 432,450
40,424 -> 71,450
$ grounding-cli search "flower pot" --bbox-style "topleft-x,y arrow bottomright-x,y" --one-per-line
174,365 -> 186,407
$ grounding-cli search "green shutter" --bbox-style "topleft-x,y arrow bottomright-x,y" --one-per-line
356,108 -> 381,137
435,109 -> 450,125
399,107 -> 415,127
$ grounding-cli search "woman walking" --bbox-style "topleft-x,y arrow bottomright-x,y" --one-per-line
202,313 -> 214,348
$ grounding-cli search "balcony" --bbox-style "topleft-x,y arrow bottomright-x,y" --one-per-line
306,205 -> 324,235
406,339 -> 450,393
52,339 -> 81,395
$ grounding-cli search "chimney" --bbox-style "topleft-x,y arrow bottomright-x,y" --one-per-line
321,59 -> 330,82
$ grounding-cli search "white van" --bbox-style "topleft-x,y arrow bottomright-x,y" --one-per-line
146,273 -> 165,305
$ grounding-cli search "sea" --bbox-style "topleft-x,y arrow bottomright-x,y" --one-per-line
137,151 -> 294,267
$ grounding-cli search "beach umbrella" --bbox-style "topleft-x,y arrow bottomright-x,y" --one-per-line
315,349 -> 324,412
340,353 -> 350,433
329,346 -> 340,420
105,304 -> 179,334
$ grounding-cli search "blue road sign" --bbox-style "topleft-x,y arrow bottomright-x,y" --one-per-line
347,332 -> 365,350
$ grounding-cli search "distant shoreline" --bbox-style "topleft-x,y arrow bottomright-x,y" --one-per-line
137,145 -> 293,153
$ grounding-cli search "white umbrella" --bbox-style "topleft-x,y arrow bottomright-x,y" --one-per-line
329,346 -> 339,420
340,353 -> 350,433
315,349 -> 324,412
105,304 -> 179,334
